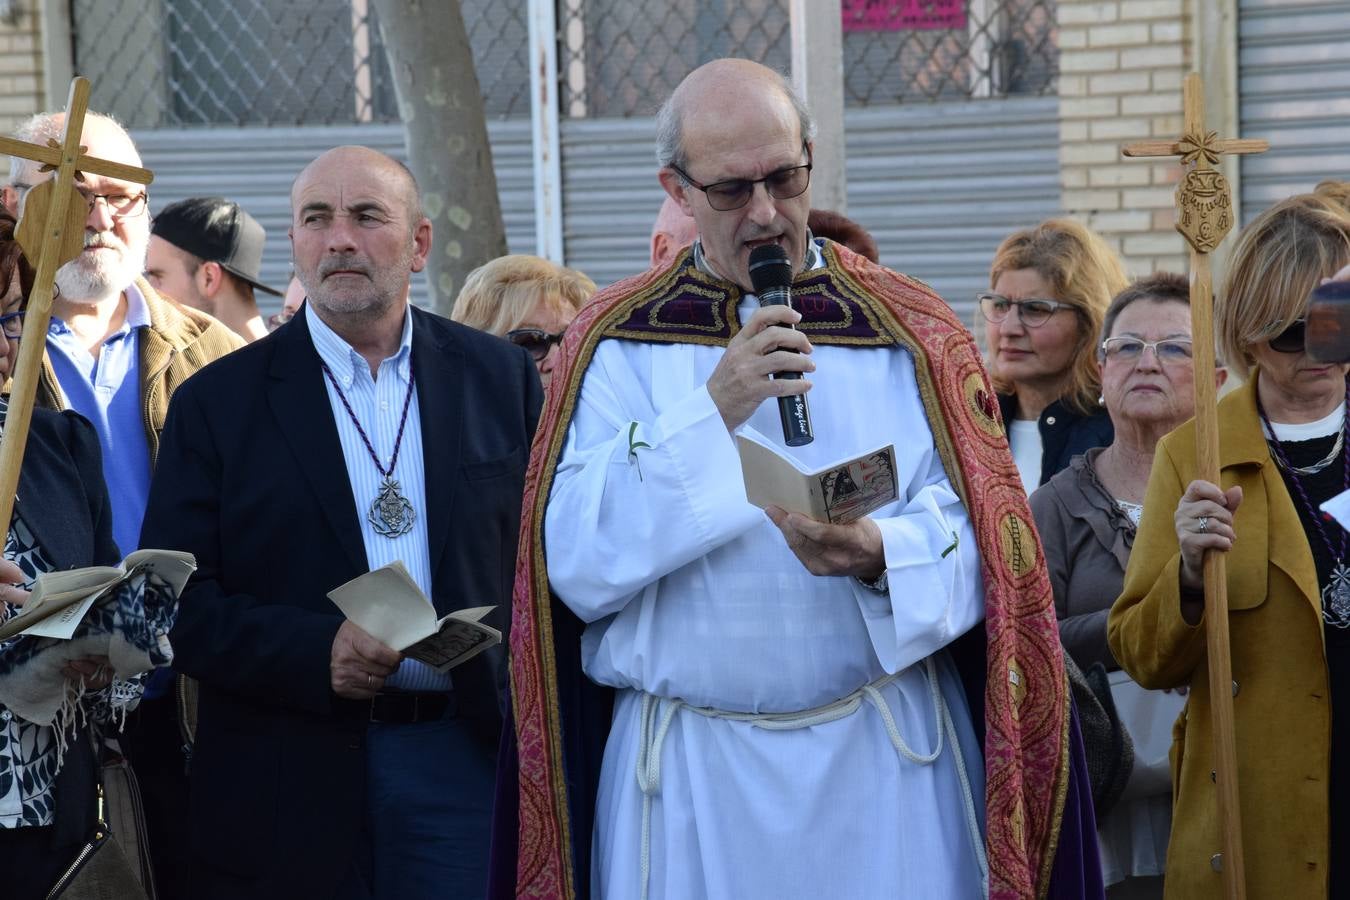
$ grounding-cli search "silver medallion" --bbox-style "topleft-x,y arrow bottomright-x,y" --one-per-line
369,475 -> 415,538
1322,562 -> 1350,629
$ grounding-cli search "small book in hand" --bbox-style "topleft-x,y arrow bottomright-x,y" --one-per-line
0,549 -> 197,641
328,561 -> 501,673
736,430 -> 899,525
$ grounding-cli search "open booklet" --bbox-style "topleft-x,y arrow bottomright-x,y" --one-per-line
736,430 -> 899,525
0,549 -> 198,642
328,561 -> 501,673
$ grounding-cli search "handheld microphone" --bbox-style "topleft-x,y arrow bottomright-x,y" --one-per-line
748,244 -> 813,446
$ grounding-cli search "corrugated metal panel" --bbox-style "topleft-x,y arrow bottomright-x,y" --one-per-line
846,95 -> 1061,327
130,120 -> 535,314
560,94 -> 1061,327
136,98 -> 1057,319
1238,0 -> 1350,218
560,117 -> 665,290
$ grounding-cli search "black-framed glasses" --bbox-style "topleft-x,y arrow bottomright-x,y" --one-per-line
80,189 -> 148,218
977,293 -> 1074,328
1101,336 -> 1194,364
0,311 -> 23,339
14,183 -> 148,218
669,146 -> 813,212
506,327 -> 566,361
1268,318 -> 1306,354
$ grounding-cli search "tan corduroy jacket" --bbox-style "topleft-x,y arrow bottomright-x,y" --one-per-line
1108,373 -> 1331,899
34,276 -> 244,466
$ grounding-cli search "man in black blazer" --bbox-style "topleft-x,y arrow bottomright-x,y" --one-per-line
140,146 -> 542,900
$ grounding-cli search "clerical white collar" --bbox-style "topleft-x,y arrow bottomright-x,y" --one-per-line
692,232 -> 824,286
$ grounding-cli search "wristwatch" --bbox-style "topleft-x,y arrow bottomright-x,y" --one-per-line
856,570 -> 889,593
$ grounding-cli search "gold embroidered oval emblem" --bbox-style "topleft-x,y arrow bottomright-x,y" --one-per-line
999,512 -> 1037,578
1009,797 -> 1026,845
964,372 -> 1002,437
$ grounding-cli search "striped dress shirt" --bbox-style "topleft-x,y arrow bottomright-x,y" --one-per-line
306,303 -> 450,693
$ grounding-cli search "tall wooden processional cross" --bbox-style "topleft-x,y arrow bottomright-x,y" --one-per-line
0,77 -> 154,533
1122,73 -> 1268,900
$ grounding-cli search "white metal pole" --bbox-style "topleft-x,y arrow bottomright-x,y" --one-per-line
528,0 -> 565,262
790,0 -> 846,213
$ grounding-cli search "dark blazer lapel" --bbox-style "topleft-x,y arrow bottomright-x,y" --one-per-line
411,308 -> 463,585
267,312 -> 368,574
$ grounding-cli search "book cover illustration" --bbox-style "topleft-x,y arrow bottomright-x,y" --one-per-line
736,429 -> 898,525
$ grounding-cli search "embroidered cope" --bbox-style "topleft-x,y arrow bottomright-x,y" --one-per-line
505,244 -> 1079,900
546,286 -> 989,897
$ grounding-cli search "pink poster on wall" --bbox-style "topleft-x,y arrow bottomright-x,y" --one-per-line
841,0 -> 968,31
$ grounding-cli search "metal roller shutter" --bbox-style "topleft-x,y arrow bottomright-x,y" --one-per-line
1238,0 -> 1350,219
560,94 -> 1061,327
134,97 -> 1057,322
845,95 -> 1061,328
132,120 -> 535,315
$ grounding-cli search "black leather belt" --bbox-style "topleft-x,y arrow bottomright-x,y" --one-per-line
369,691 -> 456,724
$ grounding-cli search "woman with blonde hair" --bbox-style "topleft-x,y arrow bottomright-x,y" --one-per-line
1110,192 -> 1350,898
451,254 -> 596,387
985,218 -> 1130,491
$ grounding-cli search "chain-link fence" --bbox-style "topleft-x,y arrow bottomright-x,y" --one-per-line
70,0 -> 1055,127
71,0 -> 531,128
557,0 -> 792,119
556,0 -> 1056,117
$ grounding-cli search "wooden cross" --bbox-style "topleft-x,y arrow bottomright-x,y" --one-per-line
0,77 -> 154,536
1123,72 -> 1267,900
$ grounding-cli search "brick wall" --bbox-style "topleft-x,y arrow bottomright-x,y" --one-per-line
1057,0 -> 1190,276
0,7 -> 44,134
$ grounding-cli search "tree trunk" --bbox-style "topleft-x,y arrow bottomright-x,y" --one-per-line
372,0 -> 507,315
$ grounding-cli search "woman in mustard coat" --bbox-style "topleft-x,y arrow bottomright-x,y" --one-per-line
1109,192 -> 1350,898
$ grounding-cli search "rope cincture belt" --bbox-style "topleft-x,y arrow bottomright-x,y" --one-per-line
633,656 -> 988,900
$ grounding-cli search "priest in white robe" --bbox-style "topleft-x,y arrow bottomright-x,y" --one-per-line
491,58 -> 1101,900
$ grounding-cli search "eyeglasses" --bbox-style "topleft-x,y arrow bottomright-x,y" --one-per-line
506,327 -> 566,361
81,189 -> 148,218
977,293 -> 1074,328
1268,318 -> 1306,354
668,147 -> 813,212
0,311 -> 23,339
1101,336 -> 1194,364
14,183 -> 148,218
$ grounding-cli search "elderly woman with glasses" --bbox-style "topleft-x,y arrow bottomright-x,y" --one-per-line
1031,273 -> 1222,897
450,254 -> 596,388
1109,193 -> 1350,898
984,219 -> 1130,492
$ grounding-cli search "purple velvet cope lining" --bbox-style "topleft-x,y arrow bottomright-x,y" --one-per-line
1049,702 -> 1106,900
605,265 -> 898,344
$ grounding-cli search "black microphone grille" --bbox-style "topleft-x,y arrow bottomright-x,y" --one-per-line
748,243 -> 793,293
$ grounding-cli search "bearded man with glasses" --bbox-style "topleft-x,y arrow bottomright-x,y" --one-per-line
2,112 -> 243,558
494,58 -> 1101,900
2,110 -> 243,900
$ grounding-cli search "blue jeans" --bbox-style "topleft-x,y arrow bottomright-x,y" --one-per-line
355,711 -> 497,900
